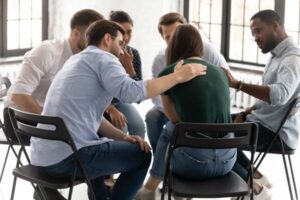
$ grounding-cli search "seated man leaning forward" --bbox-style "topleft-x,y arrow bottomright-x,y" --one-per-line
30,20 -> 206,200
135,24 -> 236,200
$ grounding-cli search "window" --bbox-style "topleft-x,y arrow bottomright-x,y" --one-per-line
189,0 -> 223,52
186,0 -> 291,66
284,0 -> 300,45
0,0 -> 48,58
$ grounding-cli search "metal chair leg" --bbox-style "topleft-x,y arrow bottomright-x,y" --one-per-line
0,146 -> 10,182
288,155 -> 298,200
10,176 -> 17,200
282,153 -> 294,200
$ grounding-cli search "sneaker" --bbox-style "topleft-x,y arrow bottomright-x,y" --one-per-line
172,193 -> 192,200
134,188 -> 156,200
254,175 -> 273,189
33,187 -> 66,200
231,185 -> 272,200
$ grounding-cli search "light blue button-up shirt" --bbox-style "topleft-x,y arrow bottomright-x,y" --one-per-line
30,46 -> 147,166
247,37 -> 300,149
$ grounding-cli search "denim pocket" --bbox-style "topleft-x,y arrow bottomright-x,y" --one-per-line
221,150 -> 237,175
171,149 -> 213,180
180,150 -> 211,164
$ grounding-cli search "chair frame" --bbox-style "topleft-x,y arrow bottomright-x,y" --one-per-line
161,122 -> 258,200
0,77 -> 20,182
8,107 -> 97,200
253,96 -> 300,200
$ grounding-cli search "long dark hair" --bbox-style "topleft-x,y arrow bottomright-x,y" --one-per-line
167,24 -> 203,65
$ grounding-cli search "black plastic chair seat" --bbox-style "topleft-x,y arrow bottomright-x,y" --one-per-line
170,171 -> 249,198
13,165 -> 84,189
256,148 -> 295,155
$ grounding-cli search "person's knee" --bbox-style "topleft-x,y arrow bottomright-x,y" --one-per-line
164,121 -> 175,134
145,152 -> 152,165
138,151 -> 152,170
145,108 -> 160,124
128,120 -> 145,136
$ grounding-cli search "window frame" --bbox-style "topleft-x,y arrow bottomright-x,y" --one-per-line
0,0 -> 48,58
183,0 -> 287,67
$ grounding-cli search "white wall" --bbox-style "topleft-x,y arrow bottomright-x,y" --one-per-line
48,0 -> 183,79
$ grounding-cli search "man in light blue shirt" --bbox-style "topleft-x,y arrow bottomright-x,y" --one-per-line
224,10 -> 300,198
31,20 -> 206,200
145,12 -> 233,152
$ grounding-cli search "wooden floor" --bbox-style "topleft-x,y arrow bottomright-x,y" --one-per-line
0,100 -> 299,200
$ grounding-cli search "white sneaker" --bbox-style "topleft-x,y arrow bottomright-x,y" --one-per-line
172,194 -> 191,200
231,185 -> 272,200
134,188 -> 156,200
254,175 -> 273,189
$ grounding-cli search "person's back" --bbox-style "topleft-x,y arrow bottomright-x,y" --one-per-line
146,12 -> 232,152
6,9 -> 104,114
4,9 -> 104,200
7,39 -> 72,107
159,58 -> 231,124
134,24 -> 236,200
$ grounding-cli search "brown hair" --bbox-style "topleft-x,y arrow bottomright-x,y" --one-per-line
109,10 -> 133,25
167,24 -> 203,65
70,9 -> 104,29
158,12 -> 187,36
86,20 -> 125,46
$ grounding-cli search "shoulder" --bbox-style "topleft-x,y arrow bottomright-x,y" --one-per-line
128,46 -> 139,54
37,39 -> 66,52
280,54 -> 300,74
26,39 -> 66,58
202,41 -> 219,53
158,63 -> 175,77
153,49 -> 166,64
155,49 -> 166,58
128,46 -> 141,63
202,41 -> 229,69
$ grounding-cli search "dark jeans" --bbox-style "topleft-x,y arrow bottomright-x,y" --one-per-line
43,141 -> 151,200
233,121 -> 292,180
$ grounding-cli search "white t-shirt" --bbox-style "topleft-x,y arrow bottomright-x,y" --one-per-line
7,39 -> 73,107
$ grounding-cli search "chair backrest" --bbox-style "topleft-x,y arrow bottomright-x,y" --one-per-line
162,122 -> 258,200
0,77 -> 11,142
7,107 -> 97,200
0,77 -> 11,99
276,96 -> 300,135
7,107 -> 78,154
170,122 -> 258,150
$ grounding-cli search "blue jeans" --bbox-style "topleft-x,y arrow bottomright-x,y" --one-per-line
43,141 -> 151,200
150,122 -> 237,180
115,102 -> 145,138
232,121 -> 292,180
145,107 -> 169,152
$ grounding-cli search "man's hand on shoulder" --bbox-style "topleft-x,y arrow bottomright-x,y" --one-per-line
174,60 -> 207,83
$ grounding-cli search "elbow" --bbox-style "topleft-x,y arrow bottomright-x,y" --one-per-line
10,93 -> 22,105
269,85 -> 290,106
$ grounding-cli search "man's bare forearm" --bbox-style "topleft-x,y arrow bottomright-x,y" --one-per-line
11,93 -> 43,114
98,118 -> 127,140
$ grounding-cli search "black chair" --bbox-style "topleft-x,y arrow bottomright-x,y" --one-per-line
161,122 -> 258,200
0,77 -> 19,182
253,96 -> 300,200
7,107 -> 97,200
